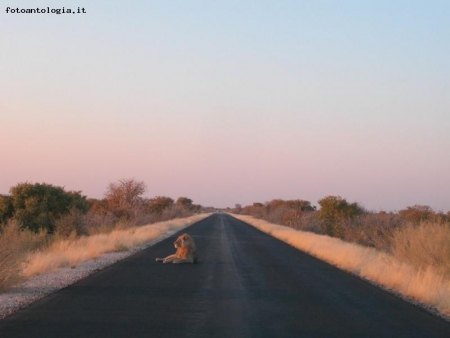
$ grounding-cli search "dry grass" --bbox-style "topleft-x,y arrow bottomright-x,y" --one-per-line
391,222 -> 450,278
0,221 -> 48,291
23,214 -> 210,278
231,214 -> 450,319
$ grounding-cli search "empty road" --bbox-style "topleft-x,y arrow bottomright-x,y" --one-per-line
1,213 -> 449,337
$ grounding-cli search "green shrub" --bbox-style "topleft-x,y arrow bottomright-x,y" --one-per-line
317,196 -> 364,237
147,196 -> 174,215
0,194 -> 14,224
176,197 -> 193,209
8,182 -> 88,233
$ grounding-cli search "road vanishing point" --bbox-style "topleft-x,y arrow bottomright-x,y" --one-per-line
1,213 -> 450,337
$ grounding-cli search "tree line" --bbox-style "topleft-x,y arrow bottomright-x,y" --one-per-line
0,179 -> 206,236
234,196 -> 450,242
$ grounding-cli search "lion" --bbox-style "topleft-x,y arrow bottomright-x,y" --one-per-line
155,233 -> 198,264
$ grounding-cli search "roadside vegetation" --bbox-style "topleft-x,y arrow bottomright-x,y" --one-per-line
0,179 -> 212,292
232,197 -> 450,317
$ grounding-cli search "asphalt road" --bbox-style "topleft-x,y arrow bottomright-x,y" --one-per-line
1,213 -> 450,337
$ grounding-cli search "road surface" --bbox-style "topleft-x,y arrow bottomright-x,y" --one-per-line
1,213 -> 449,337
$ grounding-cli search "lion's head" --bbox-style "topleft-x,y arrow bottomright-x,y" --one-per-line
174,233 -> 194,249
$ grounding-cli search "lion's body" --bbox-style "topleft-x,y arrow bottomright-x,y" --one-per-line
155,233 -> 198,264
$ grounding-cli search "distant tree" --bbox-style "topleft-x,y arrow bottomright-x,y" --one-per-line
281,210 -> 303,227
192,204 -> 202,212
264,199 -> 315,213
66,190 -> 90,212
104,178 -> 146,218
0,194 -> 14,224
176,197 -> 193,209
8,182 -> 88,233
87,198 -> 109,214
318,196 -> 364,237
148,196 -> 174,215
399,205 -> 434,224
285,199 -> 316,212
241,202 -> 265,218
53,208 -> 86,238
266,199 -> 285,211
434,212 -> 449,224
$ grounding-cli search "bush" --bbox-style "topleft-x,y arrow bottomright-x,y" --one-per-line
8,182 -> 88,233
54,209 -> 87,239
176,197 -> 193,209
239,199 -> 321,233
317,196 -> 364,237
285,211 -> 323,233
83,211 -> 117,236
241,202 -> 266,218
399,205 -> 435,224
0,194 -> 14,224
159,204 -> 194,221
337,213 -> 402,252
147,196 -> 174,215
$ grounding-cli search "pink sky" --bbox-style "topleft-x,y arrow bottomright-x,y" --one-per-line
1,1 -> 449,211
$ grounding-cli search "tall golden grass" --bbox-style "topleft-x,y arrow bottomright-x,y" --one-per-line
231,214 -> 450,318
0,221 -> 48,291
23,214 -> 210,278
391,222 -> 450,278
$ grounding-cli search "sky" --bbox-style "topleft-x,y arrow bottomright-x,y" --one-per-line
1,1 -> 449,211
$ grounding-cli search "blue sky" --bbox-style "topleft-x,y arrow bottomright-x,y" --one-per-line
1,1 -> 449,211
